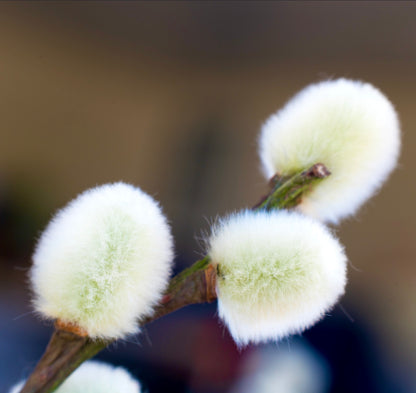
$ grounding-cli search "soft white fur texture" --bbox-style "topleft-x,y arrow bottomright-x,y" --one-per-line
31,182 -> 173,339
208,210 -> 347,346
9,361 -> 141,393
259,78 -> 401,223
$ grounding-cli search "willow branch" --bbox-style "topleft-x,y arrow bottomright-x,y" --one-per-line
254,163 -> 330,210
19,163 -> 330,393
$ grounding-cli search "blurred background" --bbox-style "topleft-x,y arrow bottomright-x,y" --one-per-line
0,2 -> 415,392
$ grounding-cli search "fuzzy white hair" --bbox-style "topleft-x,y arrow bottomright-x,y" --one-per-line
208,210 -> 347,346
31,182 -> 173,339
259,78 -> 401,223
9,361 -> 141,393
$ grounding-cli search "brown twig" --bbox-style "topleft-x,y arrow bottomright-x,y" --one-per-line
19,328 -> 105,393
19,163 -> 330,393
19,262 -> 216,393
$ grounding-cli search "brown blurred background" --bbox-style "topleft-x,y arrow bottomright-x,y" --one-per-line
0,2 -> 415,392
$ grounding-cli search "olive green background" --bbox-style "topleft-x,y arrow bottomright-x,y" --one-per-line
0,2 -> 415,390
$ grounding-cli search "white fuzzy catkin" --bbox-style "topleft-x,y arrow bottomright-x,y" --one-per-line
208,210 -> 347,346
31,182 -> 173,339
259,78 -> 401,223
9,361 -> 141,393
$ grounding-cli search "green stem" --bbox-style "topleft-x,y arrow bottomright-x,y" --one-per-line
19,163 -> 330,393
255,163 -> 330,211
